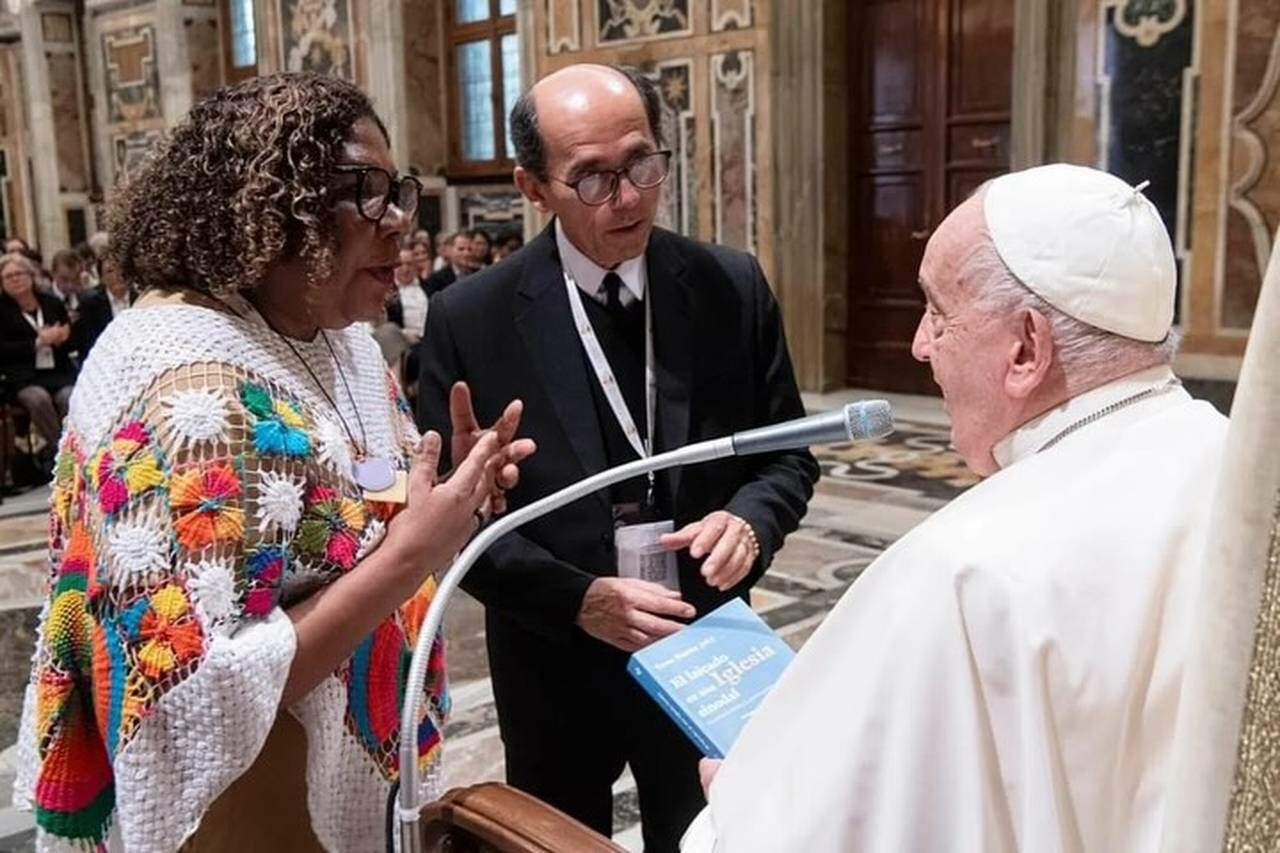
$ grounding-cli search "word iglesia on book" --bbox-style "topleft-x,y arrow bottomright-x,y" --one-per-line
629,599 -> 794,758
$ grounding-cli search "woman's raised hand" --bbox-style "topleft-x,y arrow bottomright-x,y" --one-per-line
448,381 -> 536,515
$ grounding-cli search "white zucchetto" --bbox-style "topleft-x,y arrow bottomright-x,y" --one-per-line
984,164 -> 1176,342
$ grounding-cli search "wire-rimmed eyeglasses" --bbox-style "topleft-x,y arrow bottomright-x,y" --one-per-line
332,164 -> 422,223
554,150 -> 672,206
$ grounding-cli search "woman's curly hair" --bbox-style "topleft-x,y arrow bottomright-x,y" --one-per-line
107,72 -> 386,298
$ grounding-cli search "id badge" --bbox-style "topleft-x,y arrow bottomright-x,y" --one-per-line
35,345 -> 54,370
615,518 -> 680,593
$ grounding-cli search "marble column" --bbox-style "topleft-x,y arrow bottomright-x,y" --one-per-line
769,0 -> 845,391
365,0 -> 409,168
518,0 -> 538,242
18,0 -> 93,253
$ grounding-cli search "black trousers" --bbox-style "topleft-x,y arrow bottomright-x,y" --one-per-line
487,615 -> 705,853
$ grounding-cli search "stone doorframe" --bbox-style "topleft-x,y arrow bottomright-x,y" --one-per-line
770,0 -> 1072,392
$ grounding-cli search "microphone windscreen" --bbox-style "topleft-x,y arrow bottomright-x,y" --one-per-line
844,400 -> 893,441
730,401 -> 895,456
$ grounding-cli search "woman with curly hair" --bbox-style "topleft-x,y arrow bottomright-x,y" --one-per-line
14,72 -> 533,852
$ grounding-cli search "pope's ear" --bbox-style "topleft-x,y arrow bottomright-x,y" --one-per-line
1005,307 -> 1054,399
514,166 -> 552,215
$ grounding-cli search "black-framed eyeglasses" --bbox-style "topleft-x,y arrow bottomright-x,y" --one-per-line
332,164 -> 422,223
554,150 -> 672,206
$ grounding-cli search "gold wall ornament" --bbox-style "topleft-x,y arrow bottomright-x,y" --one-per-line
1110,0 -> 1188,49
1224,490 -> 1280,851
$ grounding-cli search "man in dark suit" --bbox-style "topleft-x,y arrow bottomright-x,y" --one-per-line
417,64 -> 818,851
72,255 -> 133,361
422,228 -> 480,297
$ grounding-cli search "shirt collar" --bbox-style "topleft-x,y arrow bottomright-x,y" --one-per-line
991,364 -> 1180,470
555,218 -> 646,303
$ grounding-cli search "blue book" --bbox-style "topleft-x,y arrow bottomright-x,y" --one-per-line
628,598 -> 795,758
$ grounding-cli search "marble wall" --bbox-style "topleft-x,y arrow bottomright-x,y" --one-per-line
402,0 -> 447,179
1171,0 -> 1280,370
0,43 -> 32,244
1221,0 -> 1280,331
1098,0 -> 1194,325
97,16 -> 166,183
531,0 -> 770,272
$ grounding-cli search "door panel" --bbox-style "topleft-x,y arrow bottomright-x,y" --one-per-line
948,0 -> 1015,117
846,0 -> 1014,394
863,0 -> 928,127
859,175 -> 929,299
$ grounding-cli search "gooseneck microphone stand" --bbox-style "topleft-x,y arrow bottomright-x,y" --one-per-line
394,403 -> 892,852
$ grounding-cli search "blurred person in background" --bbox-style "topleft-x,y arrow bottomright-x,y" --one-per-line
409,231 -> 435,282
492,231 -> 524,263
0,251 -> 76,470
433,230 -> 456,272
470,227 -> 493,268
48,248 -> 85,316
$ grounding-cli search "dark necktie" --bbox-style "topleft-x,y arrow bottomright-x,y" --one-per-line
602,271 -> 625,315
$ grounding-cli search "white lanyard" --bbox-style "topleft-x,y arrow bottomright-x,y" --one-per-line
20,305 -> 43,332
563,270 -> 657,501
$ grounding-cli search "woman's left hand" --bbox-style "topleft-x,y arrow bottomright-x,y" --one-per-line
447,381 -> 534,515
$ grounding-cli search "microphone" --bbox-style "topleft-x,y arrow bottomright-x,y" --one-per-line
731,400 -> 893,455
394,402 -> 893,851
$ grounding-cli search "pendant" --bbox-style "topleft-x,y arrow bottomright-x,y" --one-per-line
353,457 -> 397,492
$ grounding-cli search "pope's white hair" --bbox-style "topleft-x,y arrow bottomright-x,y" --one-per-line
960,227 -> 1180,391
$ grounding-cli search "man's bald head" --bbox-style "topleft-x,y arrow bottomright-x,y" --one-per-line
509,63 -> 663,180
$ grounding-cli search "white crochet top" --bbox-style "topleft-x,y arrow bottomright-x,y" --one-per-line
14,295 -> 447,852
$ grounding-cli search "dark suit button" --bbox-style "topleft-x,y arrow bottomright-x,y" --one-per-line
600,532 -> 614,551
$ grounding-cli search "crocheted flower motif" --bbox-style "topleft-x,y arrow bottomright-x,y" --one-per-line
255,470 -> 305,536
162,388 -> 231,448
121,584 -> 204,679
296,484 -> 365,570
88,421 -> 166,516
314,416 -> 353,476
242,545 -> 286,616
169,463 -> 245,551
356,517 -> 386,561
51,433 -> 85,530
105,521 -> 170,592
240,382 -> 312,457
185,558 -> 237,630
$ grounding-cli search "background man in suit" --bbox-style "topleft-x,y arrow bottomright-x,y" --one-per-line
423,227 -> 481,297
417,64 -> 818,851
74,254 -> 132,360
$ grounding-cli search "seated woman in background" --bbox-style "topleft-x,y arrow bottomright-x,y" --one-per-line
0,251 -> 76,469
13,72 -> 534,851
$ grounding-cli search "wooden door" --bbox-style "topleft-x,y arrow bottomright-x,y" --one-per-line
846,0 -> 1014,394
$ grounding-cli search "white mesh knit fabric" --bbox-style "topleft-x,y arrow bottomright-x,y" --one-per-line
14,297 -> 447,852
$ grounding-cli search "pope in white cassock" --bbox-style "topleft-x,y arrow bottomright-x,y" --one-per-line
680,164 -> 1229,852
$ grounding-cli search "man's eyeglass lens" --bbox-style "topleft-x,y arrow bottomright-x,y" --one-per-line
573,151 -> 671,205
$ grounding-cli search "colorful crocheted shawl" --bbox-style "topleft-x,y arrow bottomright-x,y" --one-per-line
22,343 -> 447,850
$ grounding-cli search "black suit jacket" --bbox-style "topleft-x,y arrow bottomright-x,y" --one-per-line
74,286 -> 120,360
422,265 -> 457,298
0,292 -> 76,388
417,224 -> 818,643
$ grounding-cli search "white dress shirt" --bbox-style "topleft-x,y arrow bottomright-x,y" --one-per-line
396,279 -> 428,342
555,219 -> 646,308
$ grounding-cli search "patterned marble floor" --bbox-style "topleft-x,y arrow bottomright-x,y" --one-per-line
0,406 -> 970,851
